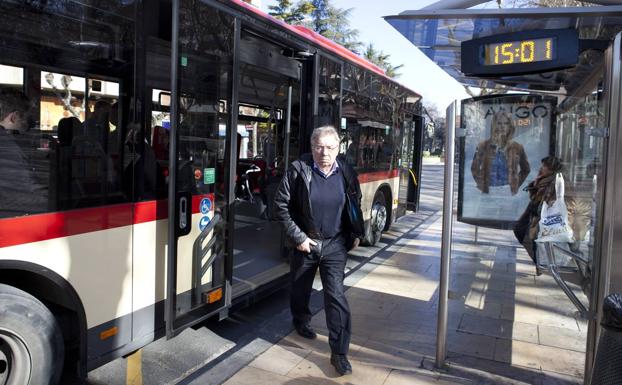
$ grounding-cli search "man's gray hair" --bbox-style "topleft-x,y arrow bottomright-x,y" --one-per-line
310,125 -> 340,145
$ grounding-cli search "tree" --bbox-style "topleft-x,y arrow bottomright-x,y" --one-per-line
268,0 -> 313,25
363,43 -> 404,78
422,102 -> 445,154
309,0 -> 362,52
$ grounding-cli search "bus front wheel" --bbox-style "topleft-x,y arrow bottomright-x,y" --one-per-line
0,284 -> 64,385
365,192 -> 387,246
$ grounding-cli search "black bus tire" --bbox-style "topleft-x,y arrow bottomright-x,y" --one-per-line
365,192 -> 387,246
0,284 -> 64,385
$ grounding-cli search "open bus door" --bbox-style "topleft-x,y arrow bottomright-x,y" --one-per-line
164,1 -> 233,338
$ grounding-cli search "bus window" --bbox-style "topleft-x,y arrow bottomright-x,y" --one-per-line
0,0 -> 135,217
318,56 -> 342,129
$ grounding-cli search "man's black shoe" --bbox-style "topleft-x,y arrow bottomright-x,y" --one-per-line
330,354 -> 352,376
295,324 -> 317,339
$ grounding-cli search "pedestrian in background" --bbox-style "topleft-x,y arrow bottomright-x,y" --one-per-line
272,125 -> 364,376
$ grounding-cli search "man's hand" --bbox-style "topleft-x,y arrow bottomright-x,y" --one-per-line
296,238 -> 317,253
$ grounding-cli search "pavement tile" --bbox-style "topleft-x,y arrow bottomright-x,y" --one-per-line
493,337 -> 513,364
514,340 -> 585,377
382,368 -> 477,385
286,351 -> 391,385
223,366 -> 313,385
457,313 -> 538,343
351,338 -> 425,371
538,325 -> 586,352
248,343 -> 311,376
347,296 -> 398,318
446,331 -> 496,360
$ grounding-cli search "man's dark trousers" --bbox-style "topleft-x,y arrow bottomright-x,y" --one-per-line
290,234 -> 351,355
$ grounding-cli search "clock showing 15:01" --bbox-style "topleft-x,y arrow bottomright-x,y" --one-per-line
485,37 -> 554,65
461,29 -> 579,76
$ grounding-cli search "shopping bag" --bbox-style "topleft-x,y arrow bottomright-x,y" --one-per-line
536,173 -> 574,243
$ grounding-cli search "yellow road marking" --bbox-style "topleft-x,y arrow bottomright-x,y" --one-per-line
126,349 -> 142,385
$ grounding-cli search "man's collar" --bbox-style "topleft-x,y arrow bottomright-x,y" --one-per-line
312,161 -> 339,178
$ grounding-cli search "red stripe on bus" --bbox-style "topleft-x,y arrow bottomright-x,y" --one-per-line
0,204 -> 134,248
0,194 -> 213,248
358,169 -> 399,184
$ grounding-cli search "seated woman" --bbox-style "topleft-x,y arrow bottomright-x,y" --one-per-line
514,155 -> 562,263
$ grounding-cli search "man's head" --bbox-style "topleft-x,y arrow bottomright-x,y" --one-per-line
310,125 -> 340,170
490,111 -> 515,146
0,88 -> 30,132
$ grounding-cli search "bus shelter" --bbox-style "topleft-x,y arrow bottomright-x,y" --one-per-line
386,5 -> 622,383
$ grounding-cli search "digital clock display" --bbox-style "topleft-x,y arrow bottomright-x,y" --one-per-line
484,37 -> 555,66
461,29 -> 577,76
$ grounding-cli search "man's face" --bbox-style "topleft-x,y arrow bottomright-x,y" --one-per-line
311,134 -> 339,169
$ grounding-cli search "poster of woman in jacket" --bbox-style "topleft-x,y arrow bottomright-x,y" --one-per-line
471,111 -> 530,196
458,95 -> 556,229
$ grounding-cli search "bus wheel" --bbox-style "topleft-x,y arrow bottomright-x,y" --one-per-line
0,284 -> 64,385
367,192 -> 387,246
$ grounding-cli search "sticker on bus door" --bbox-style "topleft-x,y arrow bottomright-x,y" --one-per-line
198,195 -> 214,231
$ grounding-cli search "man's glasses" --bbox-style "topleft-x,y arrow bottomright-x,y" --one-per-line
312,144 -> 338,152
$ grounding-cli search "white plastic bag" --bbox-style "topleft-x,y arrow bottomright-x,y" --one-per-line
536,173 -> 574,243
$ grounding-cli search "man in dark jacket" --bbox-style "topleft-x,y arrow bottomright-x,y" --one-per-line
273,125 -> 364,376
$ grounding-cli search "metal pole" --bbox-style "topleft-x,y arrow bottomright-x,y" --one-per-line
284,85 -> 292,170
165,0 -> 180,339
474,225 -> 478,244
436,100 -> 457,368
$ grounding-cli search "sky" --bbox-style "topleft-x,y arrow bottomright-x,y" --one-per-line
259,0 -> 472,111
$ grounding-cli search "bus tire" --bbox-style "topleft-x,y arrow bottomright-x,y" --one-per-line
0,284 -> 64,385
365,192 -> 387,246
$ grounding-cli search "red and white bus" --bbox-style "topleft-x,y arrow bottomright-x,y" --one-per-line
0,0 -> 423,383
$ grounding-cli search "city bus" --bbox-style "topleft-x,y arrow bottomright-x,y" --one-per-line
0,0 -> 423,382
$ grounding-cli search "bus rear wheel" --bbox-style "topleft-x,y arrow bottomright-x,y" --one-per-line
0,284 -> 64,385
365,192 -> 387,246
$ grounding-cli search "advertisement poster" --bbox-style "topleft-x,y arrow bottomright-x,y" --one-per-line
458,95 -> 556,229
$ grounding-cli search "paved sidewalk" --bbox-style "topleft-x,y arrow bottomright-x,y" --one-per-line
219,213 -> 587,384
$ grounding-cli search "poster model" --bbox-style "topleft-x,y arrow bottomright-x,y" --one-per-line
458,95 -> 556,229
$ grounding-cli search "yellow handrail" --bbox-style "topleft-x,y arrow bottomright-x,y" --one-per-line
408,169 -> 418,186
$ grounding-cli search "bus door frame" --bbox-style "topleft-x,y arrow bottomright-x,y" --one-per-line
164,0 -> 239,339
409,114 -> 425,211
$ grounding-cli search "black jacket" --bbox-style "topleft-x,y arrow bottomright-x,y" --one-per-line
272,154 -> 364,249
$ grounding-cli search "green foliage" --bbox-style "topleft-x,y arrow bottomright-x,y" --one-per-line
268,0 -> 313,25
308,0 -> 361,52
363,43 -> 404,78
269,1 -> 404,78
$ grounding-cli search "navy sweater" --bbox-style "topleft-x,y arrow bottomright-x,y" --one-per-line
309,168 -> 346,239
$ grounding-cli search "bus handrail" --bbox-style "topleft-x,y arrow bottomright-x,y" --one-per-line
192,213 -> 223,303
